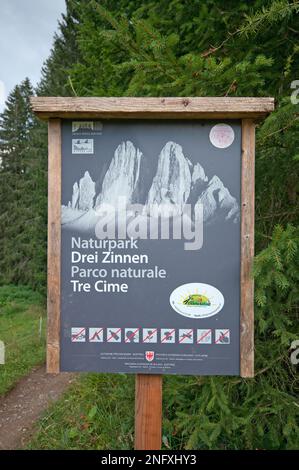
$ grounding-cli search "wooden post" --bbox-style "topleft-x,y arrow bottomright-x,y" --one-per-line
135,375 -> 162,450
47,118 -> 61,374
240,119 -> 255,378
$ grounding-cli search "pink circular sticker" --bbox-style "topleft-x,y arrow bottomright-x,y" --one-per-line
209,124 -> 235,149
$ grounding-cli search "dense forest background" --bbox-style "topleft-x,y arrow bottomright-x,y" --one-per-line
0,0 -> 298,449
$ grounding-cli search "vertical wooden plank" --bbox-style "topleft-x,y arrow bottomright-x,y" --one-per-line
135,375 -> 162,450
240,119 -> 255,378
47,119 -> 61,373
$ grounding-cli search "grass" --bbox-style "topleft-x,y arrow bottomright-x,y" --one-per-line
0,285 -> 138,450
28,373 -> 135,450
27,372 -> 185,450
0,285 -> 46,395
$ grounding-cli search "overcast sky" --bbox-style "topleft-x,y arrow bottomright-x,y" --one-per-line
0,0 -> 66,112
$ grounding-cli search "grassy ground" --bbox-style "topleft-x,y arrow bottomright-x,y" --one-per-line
0,285 -> 135,450
28,373 -> 135,450
0,285 -> 46,395
27,372 -> 186,450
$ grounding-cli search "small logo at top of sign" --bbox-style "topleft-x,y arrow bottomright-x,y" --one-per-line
209,124 -> 235,148
72,121 -> 103,134
170,283 -> 224,319
72,139 -> 94,154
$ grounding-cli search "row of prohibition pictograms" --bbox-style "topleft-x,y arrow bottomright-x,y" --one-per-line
71,327 -> 230,344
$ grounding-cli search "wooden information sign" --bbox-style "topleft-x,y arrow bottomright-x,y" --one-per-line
31,97 -> 274,450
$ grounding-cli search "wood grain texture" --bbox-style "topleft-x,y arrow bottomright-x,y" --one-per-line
47,119 -> 61,374
135,375 -> 162,450
30,97 -> 274,120
240,119 -> 255,378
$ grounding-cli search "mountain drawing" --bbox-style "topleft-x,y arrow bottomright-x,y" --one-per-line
62,140 -> 239,232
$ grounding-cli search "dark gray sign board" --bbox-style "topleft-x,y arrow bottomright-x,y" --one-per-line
60,119 -> 241,375
31,96 -> 274,380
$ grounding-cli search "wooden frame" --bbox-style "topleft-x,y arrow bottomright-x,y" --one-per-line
47,119 -> 62,373
240,119 -> 256,378
32,97 -> 274,378
33,97 -> 274,450
31,96 -> 273,120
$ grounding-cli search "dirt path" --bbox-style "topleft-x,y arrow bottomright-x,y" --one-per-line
0,365 -> 74,449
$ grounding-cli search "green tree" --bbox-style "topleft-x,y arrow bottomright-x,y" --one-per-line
38,0 -> 82,96
0,79 -> 47,289
0,1 -> 84,291
70,0 -> 299,241
67,0 -> 299,449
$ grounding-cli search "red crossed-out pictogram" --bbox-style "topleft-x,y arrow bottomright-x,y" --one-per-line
107,328 -> 122,342
215,329 -> 230,344
179,329 -> 193,343
125,328 -> 140,343
143,328 -> 158,343
161,329 -> 175,343
90,328 -> 103,341
197,329 -> 212,344
71,327 -> 85,341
